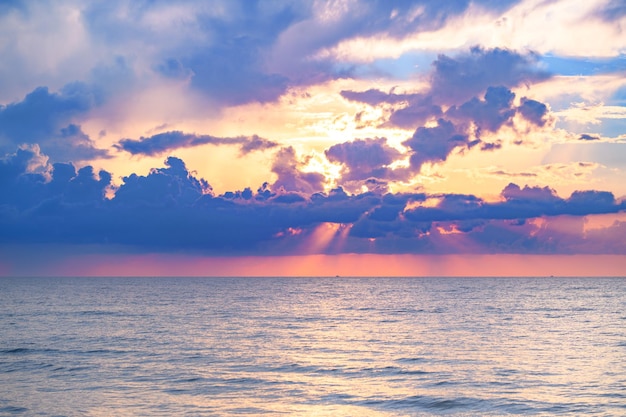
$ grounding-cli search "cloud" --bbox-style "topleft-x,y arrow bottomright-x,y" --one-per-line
446,86 -> 516,132
489,169 -> 537,178
334,50 -> 557,176
142,2 -> 313,105
501,183 -> 557,202
0,145 -> 110,219
340,88 -> 416,106
319,0 -> 626,61
340,88 -> 443,129
0,83 -> 108,161
402,119 -> 468,172
116,131 -> 278,156
340,48 -> 551,131
179,37 -> 290,105
579,133 -> 601,141
388,95 -> 443,129
0,146 -> 49,209
517,97 -> 549,127
325,137 -> 402,182
271,146 -> 325,194
567,190 -> 618,215
402,183 -> 625,223
240,134 -> 280,154
595,0 -> 626,21
430,47 -> 550,104
273,1 -> 509,76
543,142 -> 626,169
1,153 -> 625,254
554,102 -> 626,126
1,3 -> 626,258
1,1 -> 300,107
115,156 -> 211,206
310,1 -> 524,64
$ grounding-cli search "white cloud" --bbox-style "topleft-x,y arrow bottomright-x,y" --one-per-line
0,2 -> 94,100
313,0 -> 625,63
554,102 -> 626,125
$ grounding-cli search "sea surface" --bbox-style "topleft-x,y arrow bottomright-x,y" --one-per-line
0,277 -> 625,416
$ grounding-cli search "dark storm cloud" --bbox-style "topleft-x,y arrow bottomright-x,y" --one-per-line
116,131 -> 278,156
0,84 -> 108,162
1,153 -> 624,254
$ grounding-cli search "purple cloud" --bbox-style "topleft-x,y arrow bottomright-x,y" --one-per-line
0,84 -> 108,161
271,147 -> 325,194
430,47 -> 550,105
115,156 -> 212,207
402,119 -> 468,171
1,153 -> 624,254
595,0 -> 626,21
388,95 -> 443,129
341,48 -> 550,130
579,133 -> 600,141
341,83 -> 554,176
446,86 -> 516,132
116,131 -> 278,156
325,138 -> 402,182
340,89 -> 417,106
517,97 -> 549,127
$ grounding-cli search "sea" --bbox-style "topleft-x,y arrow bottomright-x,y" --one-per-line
0,277 -> 624,416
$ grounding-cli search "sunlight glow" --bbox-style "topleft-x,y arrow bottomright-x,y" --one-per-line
13,252 -> 626,277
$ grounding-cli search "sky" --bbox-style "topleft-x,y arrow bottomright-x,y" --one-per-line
1,0 -> 626,276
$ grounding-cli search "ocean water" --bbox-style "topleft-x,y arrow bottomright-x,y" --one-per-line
0,277 -> 625,417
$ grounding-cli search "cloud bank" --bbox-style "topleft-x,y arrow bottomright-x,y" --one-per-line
1,150 -> 624,255
1,1 -> 625,266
